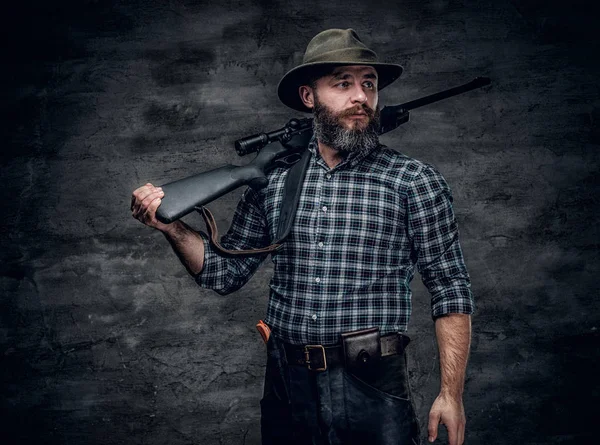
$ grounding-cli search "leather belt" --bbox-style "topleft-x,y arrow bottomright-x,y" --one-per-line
283,333 -> 410,372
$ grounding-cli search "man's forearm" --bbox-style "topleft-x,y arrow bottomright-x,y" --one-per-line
161,221 -> 206,276
435,313 -> 471,397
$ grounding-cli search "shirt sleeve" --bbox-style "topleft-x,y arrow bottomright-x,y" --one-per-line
195,186 -> 270,295
406,164 -> 475,318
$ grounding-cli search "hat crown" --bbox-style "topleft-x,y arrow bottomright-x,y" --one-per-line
303,28 -> 378,64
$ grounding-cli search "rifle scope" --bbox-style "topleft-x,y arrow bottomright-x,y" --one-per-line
235,118 -> 313,156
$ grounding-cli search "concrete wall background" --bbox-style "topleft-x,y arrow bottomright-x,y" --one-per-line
1,0 -> 598,444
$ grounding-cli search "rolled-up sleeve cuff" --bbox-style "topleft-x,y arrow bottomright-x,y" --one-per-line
431,287 -> 475,319
194,231 -> 227,290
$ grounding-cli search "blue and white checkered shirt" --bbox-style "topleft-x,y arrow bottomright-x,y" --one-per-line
196,140 -> 475,345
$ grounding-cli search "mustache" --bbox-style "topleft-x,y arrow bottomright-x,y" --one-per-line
338,104 -> 376,119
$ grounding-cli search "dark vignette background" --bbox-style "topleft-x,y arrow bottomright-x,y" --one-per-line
1,1 -> 598,444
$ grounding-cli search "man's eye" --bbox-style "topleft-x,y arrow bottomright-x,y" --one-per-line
337,81 -> 350,88
364,81 -> 374,88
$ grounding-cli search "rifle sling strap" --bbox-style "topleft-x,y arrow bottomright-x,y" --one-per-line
198,147 -> 312,257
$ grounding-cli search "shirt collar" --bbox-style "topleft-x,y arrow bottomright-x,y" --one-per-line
307,137 -> 381,171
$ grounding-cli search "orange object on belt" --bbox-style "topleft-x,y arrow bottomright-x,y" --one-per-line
256,320 -> 271,344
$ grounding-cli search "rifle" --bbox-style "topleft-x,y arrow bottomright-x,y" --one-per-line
155,76 -> 491,224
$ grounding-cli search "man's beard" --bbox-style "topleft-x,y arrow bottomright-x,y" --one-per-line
312,97 -> 381,154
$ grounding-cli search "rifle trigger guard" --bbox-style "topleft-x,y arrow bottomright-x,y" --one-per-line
275,152 -> 303,167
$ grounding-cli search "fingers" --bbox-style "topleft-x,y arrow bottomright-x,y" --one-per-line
132,190 -> 161,219
446,420 -> 459,445
432,413 -> 465,445
142,194 -> 163,223
428,409 -> 440,442
131,183 -> 165,227
138,195 -> 161,222
131,184 -> 161,211
140,188 -> 163,210
132,183 -> 157,208
429,395 -> 466,444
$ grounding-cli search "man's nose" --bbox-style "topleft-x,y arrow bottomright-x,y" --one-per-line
350,84 -> 367,103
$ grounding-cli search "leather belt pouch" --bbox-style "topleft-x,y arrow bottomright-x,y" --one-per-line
340,327 -> 381,377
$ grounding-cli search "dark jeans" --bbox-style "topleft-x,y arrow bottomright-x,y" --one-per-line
260,335 -> 421,445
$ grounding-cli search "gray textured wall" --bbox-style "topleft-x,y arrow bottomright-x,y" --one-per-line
1,0 -> 598,444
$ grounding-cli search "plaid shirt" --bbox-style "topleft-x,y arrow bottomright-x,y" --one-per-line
196,140 -> 475,345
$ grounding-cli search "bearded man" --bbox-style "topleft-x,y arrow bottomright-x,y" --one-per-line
131,29 -> 475,445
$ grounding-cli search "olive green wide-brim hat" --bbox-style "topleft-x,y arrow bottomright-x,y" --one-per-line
278,28 -> 403,113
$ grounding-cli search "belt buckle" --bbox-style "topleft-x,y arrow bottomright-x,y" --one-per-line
304,345 -> 327,371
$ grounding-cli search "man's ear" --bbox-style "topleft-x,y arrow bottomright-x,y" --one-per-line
299,85 -> 314,110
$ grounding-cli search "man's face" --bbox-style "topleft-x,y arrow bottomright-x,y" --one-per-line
311,65 -> 379,122
303,65 -> 381,153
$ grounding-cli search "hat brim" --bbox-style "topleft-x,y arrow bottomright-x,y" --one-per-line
277,62 -> 403,113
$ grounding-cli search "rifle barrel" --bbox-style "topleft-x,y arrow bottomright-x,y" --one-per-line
398,77 -> 491,112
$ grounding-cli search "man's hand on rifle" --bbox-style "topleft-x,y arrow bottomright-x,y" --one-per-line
131,183 -> 206,275
131,183 -> 172,232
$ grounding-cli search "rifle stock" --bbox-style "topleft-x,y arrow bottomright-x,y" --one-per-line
154,77 -> 491,224
156,140 -> 295,224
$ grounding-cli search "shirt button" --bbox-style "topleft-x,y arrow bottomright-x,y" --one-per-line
311,314 -> 318,321
326,174 -> 332,179
318,242 -> 324,248
315,277 -> 321,283
322,206 -> 328,212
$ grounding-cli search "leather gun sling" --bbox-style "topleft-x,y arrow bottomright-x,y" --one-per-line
198,148 -> 312,257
